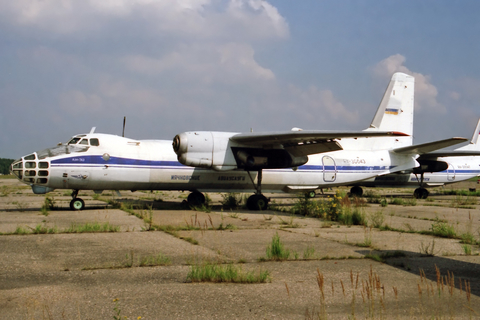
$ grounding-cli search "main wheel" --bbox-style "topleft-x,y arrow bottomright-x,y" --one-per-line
350,186 -> 363,197
305,191 -> 316,198
413,188 -> 429,199
70,198 -> 85,211
246,194 -> 268,211
187,191 -> 205,206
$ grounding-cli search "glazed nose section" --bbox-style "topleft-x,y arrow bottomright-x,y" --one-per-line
10,153 -> 51,186
10,158 -> 23,180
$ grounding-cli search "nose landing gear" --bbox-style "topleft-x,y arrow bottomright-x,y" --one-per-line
69,190 -> 85,210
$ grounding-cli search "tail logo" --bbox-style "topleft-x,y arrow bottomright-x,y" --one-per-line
385,108 -> 399,115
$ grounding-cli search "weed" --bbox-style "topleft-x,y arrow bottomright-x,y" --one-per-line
303,246 -> 316,259
141,206 -> 154,231
450,195 -> 477,208
264,232 -> 290,261
278,215 -> 300,228
419,239 -> 436,256
431,221 -> 456,238
112,298 -> 122,320
368,210 -> 385,228
13,226 -> 29,235
221,193 -> 243,209
0,185 -> 11,197
187,262 -> 270,283
139,253 -> 171,266
180,236 -> 199,245
13,201 -> 28,212
31,224 -> 58,234
379,198 -> 388,207
355,227 -> 373,248
462,244 -> 472,255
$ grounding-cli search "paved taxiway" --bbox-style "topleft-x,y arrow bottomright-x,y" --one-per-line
1,178 -> 480,319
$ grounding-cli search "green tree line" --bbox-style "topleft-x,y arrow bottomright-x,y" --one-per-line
0,158 -> 14,175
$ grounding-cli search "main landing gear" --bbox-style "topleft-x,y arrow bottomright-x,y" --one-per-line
187,191 -> 206,206
246,170 -> 269,210
413,173 -> 430,199
69,190 -> 85,210
413,187 -> 429,199
349,186 -> 364,197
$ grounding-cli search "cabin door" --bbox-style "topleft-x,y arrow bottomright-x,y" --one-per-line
322,156 -> 337,182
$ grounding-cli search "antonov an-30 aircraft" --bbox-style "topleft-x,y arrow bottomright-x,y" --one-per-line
10,72 -> 465,210
349,118 -> 480,199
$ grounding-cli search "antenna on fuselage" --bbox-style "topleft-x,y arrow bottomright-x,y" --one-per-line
122,116 -> 126,137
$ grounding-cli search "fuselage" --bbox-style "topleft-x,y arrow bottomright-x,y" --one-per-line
10,132 -> 417,195
353,156 -> 480,189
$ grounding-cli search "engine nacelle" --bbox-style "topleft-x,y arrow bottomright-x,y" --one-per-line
173,131 -> 238,170
413,159 -> 448,174
172,131 -> 309,171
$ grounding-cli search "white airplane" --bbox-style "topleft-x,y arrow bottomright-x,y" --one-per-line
349,118 -> 480,199
10,72 -> 465,210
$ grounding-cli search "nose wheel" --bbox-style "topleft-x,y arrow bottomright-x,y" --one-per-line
69,190 -> 85,210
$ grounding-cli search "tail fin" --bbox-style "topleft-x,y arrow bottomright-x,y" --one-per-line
363,72 -> 414,149
457,118 -> 480,151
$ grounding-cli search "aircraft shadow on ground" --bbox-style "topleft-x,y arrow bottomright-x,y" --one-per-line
356,249 -> 480,298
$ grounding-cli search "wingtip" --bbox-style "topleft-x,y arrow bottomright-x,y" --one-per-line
391,131 -> 410,136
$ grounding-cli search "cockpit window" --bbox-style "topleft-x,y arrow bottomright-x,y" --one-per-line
90,138 -> 99,146
68,137 -> 81,145
79,139 -> 88,145
24,154 -> 36,160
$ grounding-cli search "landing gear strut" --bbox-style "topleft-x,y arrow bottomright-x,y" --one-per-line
246,170 -> 269,210
413,173 -> 429,199
69,190 -> 85,210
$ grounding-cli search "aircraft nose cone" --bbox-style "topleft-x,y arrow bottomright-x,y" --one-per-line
10,158 -> 23,180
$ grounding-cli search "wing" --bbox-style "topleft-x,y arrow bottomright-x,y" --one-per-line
231,130 -> 409,157
392,137 -> 468,155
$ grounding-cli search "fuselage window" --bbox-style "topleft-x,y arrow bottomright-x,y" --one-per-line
38,170 -> 49,177
90,138 -> 99,146
39,162 -> 49,168
25,170 -> 36,177
25,162 -> 36,169
79,139 -> 89,145
68,137 -> 81,145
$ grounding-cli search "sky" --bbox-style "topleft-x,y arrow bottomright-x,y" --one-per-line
1,0 -> 480,159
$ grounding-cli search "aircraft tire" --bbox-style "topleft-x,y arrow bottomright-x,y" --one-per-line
305,191 -> 316,199
247,194 -> 268,211
350,186 -> 363,197
70,198 -> 85,211
413,188 -> 429,199
187,191 -> 205,206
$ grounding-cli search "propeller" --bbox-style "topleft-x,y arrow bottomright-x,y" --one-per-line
122,116 -> 126,137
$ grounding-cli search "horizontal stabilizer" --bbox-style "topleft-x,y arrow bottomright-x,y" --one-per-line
393,137 -> 468,155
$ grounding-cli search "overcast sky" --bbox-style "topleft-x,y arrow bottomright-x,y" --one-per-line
1,0 -> 480,159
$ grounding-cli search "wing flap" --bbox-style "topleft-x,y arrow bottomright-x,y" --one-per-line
230,130 -> 408,156
231,130 -> 408,145
285,140 -> 342,157
393,137 -> 468,155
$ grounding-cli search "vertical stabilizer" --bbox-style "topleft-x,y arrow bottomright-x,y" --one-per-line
363,72 -> 414,149
458,118 -> 480,150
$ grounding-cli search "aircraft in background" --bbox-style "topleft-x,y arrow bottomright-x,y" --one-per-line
349,118 -> 480,199
10,73 -> 465,210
